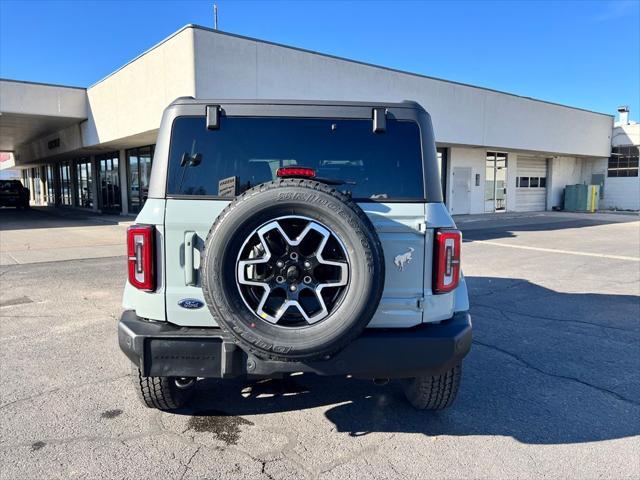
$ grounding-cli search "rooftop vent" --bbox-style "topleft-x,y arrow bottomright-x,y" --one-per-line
617,105 -> 630,125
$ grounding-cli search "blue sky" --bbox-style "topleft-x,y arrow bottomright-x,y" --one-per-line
0,0 -> 638,118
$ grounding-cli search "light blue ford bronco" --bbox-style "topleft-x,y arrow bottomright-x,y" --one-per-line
118,99 -> 471,411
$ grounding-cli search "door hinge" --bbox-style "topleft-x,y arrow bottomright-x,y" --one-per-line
416,297 -> 424,311
417,222 -> 427,234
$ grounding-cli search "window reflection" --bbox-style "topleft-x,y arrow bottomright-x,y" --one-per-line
608,146 -> 639,177
75,158 -> 93,208
166,117 -> 424,200
127,145 -> 154,213
97,152 -> 121,213
485,152 -> 508,212
59,161 -> 72,206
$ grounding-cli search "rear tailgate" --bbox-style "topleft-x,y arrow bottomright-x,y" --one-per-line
159,109 -> 441,328
163,199 -> 428,328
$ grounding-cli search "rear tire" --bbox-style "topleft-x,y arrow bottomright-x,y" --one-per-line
131,364 -> 195,411
402,363 -> 462,410
201,179 -> 385,362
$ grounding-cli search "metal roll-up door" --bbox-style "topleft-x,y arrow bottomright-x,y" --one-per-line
516,156 -> 548,211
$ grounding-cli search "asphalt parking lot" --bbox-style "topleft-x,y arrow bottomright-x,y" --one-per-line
1,208 -> 638,479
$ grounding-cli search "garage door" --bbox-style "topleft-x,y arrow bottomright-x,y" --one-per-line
516,156 -> 548,211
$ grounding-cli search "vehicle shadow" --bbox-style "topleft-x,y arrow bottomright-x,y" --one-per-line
0,206 -> 128,230
175,276 -> 640,445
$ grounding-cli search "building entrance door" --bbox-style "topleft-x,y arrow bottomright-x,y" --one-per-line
75,158 -> 94,208
97,152 -> 121,213
451,167 -> 471,215
485,152 -> 508,212
126,145 -> 154,214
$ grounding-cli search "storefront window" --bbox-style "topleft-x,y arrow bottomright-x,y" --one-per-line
126,145 -> 154,214
485,152 -> 508,212
97,152 -> 121,213
75,158 -> 93,208
32,167 -> 41,204
59,161 -> 72,205
608,146 -> 639,177
46,165 -> 56,204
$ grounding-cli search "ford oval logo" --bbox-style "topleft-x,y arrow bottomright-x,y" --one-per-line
178,298 -> 205,309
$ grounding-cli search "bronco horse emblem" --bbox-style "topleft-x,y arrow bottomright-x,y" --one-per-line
394,247 -> 415,271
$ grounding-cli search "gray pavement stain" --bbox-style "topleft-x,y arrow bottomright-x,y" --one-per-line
100,409 -> 123,419
30,441 -> 45,452
186,410 -> 254,445
0,295 -> 33,307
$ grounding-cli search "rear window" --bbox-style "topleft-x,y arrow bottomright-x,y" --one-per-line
166,116 -> 424,200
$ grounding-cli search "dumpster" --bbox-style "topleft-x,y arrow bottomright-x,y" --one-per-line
564,184 -> 600,212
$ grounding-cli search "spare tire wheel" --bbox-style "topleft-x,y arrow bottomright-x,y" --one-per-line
201,179 -> 385,362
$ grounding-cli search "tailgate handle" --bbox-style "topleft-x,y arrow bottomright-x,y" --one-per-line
184,231 -> 197,286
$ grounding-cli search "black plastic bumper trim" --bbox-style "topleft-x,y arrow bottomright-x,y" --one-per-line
118,310 -> 472,379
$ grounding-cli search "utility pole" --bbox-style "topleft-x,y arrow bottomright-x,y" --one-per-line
214,3 -> 219,30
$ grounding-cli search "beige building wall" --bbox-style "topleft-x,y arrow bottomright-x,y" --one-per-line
7,25 -> 629,214
0,79 -> 86,119
83,27 -> 197,147
192,26 -> 613,158
11,25 -> 614,165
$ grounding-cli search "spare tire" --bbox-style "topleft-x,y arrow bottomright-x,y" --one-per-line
201,179 -> 385,362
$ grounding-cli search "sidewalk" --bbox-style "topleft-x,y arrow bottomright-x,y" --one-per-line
0,207 -> 130,265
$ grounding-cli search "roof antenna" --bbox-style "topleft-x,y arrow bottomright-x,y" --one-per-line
213,3 -> 219,30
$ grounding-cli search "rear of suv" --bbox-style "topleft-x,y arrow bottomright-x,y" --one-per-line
118,99 -> 471,411
0,180 -> 30,209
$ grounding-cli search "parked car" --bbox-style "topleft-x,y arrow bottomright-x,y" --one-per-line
118,99 -> 471,411
0,180 -> 30,209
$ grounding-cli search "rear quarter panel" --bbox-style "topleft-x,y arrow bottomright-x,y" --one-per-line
122,199 -> 167,320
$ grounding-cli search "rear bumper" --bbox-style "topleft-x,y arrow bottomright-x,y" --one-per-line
0,195 -> 26,206
118,310 -> 472,379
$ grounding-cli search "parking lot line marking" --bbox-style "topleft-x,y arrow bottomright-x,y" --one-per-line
470,240 -> 640,262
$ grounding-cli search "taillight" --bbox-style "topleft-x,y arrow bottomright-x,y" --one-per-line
434,229 -> 461,294
127,225 -> 155,291
276,167 -> 316,178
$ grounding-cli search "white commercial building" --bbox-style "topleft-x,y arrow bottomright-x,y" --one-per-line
596,109 -> 640,211
1,24 -> 637,214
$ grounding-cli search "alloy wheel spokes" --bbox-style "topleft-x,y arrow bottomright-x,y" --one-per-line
236,217 -> 349,325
